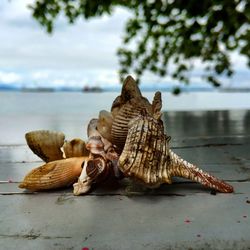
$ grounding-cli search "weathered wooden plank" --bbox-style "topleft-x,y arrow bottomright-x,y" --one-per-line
0,109 -> 250,250
0,182 -> 249,250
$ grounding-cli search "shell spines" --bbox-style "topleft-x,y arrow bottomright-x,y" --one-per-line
168,150 -> 234,193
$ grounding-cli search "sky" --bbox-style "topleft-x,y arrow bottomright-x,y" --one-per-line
0,0 -> 249,90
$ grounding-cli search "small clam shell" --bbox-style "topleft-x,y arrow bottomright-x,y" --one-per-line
19,157 -> 88,191
63,138 -> 89,158
25,130 -> 65,162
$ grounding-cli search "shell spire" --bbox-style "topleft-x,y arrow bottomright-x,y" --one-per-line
168,150 -> 233,193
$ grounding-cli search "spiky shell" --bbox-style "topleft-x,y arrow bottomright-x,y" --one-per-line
118,114 -> 171,187
119,114 -> 234,193
108,76 -> 162,153
25,130 -> 65,162
19,157 -> 87,191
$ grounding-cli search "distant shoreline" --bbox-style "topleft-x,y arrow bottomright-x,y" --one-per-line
1,85 -> 250,93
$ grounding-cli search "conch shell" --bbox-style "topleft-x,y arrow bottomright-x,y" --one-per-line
97,76 -> 162,153
119,113 -> 233,193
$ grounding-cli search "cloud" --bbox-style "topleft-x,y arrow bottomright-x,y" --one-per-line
0,0 -> 249,89
0,0 -> 129,72
0,71 -> 22,84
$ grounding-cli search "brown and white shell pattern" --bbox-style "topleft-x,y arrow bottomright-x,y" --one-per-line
118,113 -> 234,193
19,157 -> 87,191
101,76 -> 162,153
19,75 -> 234,194
25,130 -> 65,162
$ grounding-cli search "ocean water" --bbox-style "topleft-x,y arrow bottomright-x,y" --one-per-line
1,91 -> 250,114
0,91 -> 250,145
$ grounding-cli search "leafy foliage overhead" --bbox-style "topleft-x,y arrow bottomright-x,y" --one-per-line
29,0 -> 250,87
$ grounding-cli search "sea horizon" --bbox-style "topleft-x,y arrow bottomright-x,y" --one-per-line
1,83 -> 250,93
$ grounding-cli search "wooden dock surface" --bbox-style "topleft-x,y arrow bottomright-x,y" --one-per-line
1,109 -> 250,249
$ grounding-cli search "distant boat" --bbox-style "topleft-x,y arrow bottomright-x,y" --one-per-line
82,85 -> 103,93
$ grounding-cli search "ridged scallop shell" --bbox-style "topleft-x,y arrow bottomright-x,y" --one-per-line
19,157 -> 87,191
118,114 -> 234,193
63,138 -> 89,158
25,130 -> 65,162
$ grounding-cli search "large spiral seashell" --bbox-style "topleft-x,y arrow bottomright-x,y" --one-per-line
104,75 -> 162,153
111,103 -> 142,153
118,114 -> 234,193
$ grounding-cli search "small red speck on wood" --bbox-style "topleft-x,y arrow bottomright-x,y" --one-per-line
184,219 -> 191,223
82,248 -> 89,250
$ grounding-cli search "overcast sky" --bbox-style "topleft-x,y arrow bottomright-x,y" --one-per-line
0,0 -> 249,89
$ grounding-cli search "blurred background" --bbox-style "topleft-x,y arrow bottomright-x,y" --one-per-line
0,0 -> 250,144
